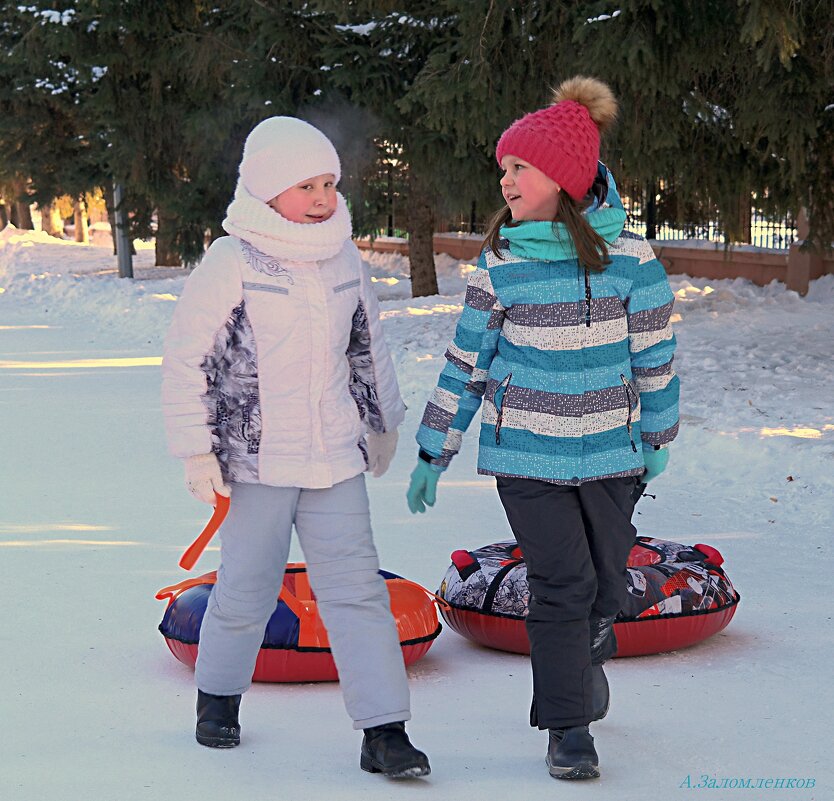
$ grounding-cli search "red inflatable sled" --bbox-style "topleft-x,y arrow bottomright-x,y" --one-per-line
157,565 -> 442,682
437,537 -> 739,657
156,493 -> 441,682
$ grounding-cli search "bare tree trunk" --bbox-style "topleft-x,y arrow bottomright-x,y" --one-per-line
13,200 -> 34,229
8,178 -> 34,229
39,200 -> 65,238
155,209 -> 182,266
406,171 -> 438,298
0,199 -> 8,229
6,177 -> 33,229
734,190 -> 752,244
724,188 -> 751,244
645,181 -> 657,240
104,183 -> 136,256
103,182 -> 118,255
73,197 -> 89,243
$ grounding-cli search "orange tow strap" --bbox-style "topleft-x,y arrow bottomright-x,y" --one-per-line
155,571 -> 218,602
178,492 -> 231,570
155,564 -> 329,648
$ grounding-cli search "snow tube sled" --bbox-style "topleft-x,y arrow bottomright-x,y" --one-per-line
156,564 -> 442,682
437,538 -> 739,657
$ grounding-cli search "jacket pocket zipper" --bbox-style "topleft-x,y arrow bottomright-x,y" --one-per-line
333,278 -> 361,293
242,281 -> 289,295
494,372 -> 512,445
620,374 -> 638,453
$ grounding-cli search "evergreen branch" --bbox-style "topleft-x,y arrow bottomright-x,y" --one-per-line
174,29 -> 251,60
479,0 -> 495,63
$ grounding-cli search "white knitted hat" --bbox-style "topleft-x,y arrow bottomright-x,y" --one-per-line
238,117 -> 341,202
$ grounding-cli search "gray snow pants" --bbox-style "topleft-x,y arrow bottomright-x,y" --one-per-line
195,475 -> 411,730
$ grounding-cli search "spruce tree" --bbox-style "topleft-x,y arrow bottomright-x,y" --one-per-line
69,1 -> 240,265
399,0 -> 834,249
0,3 -> 106,228
399,1 -> 582,230
316,2 -> 505,296
73,0 -> 328,265
572,0 -> 834,247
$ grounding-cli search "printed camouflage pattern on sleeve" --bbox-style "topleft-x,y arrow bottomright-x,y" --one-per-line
201,301 -> 261,484
347,299 -> 384,434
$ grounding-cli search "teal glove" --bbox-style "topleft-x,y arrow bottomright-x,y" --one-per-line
642,447 -> 669,482
406,460 -> 441,514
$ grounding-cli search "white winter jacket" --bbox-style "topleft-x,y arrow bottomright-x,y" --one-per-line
161,191 -> 406,489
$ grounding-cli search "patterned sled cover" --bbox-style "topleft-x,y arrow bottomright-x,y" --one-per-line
437,537 -> 740,657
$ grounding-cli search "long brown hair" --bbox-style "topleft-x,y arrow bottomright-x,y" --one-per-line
485,189 -> 612,272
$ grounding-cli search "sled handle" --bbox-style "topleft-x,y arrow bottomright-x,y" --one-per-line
178,492 -> 231,570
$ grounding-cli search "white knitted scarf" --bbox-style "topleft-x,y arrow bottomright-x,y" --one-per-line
222,179 -> 352,262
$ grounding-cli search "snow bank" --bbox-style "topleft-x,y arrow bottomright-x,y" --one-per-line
1,233 -> 832,801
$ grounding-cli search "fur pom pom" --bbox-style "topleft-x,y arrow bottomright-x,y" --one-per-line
552,76 -> 618,133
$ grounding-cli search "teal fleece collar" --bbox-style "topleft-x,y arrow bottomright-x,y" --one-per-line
500,206 -> 626,262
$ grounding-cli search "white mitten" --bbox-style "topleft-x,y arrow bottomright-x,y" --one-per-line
366,430 -> 399,478
184,453 -> 231,504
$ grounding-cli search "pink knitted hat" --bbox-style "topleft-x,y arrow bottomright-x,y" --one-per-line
496,76 -> 618,201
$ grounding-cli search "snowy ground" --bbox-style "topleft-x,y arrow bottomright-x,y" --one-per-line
1,226 -> 831,801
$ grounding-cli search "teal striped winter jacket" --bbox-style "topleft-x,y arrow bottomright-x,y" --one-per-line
416,201 -> 679,485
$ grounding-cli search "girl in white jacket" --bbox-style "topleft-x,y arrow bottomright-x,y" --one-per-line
161,117 -> 429,778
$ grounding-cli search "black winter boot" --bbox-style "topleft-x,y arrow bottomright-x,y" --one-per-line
591,664 -> 610,721
360,722 -> 431,778
546,726 -> 600,780
195,689 -> 241,748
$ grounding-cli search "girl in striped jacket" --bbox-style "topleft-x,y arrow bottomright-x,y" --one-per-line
407,77 -> 679,781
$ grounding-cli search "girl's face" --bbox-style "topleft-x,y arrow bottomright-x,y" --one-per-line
499,155 -> 560,221
267,173 -> 337,223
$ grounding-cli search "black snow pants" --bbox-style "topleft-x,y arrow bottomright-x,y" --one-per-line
496,475 -> 639,730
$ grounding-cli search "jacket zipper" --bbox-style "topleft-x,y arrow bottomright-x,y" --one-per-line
584,268 -> 592,327
620,374 -> 638,453
494,372 -> 512,445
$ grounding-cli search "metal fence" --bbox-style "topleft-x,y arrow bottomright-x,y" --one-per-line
618,185 -> 797,249
440,190 -> 798,250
